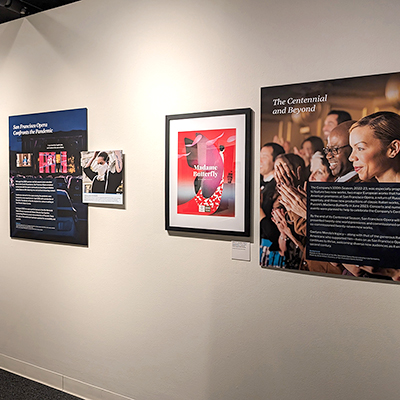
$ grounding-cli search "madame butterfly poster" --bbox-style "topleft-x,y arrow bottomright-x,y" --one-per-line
177,128 -> 236,217
166,109 -> 251,236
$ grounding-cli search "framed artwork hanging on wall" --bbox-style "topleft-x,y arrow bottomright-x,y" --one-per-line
165,108 -> 252,236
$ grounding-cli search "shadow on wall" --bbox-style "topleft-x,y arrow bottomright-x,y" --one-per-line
27,12 -> 89,64
0,18 -> 23,68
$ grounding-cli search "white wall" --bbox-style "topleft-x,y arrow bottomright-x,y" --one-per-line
1,1 -> 400,399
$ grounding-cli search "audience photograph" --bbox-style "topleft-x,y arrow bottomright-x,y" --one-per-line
260,72 -> 400,281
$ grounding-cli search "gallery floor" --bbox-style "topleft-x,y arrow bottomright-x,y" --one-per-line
0,369 -> 82,400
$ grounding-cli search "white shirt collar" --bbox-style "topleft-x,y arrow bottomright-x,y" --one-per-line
263,173 -> 274,183
335,170 -> 357,182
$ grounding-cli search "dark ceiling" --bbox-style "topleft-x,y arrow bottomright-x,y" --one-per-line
0,0 -> 80,24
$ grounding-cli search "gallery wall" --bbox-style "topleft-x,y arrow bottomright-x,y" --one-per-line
0,1 -> 400,400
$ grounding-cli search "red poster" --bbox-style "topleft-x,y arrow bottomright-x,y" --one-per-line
61,151 -> 67,173
177,128 -> 236,217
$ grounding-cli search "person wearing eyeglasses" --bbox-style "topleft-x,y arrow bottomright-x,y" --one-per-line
324,120 -> 359,182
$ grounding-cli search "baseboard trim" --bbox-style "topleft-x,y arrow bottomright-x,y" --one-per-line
0,353 -> 63,390
0,353 -> 134,400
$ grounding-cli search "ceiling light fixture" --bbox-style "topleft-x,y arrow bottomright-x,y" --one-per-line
0,0 -> 31,16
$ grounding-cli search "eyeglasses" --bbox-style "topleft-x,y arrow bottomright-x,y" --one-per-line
323,145 -> 350,156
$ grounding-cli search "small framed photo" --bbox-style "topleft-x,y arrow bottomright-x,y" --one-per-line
81,150 -> 124,205
165,108 -> 252,236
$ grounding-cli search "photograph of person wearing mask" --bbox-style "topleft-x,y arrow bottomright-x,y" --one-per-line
82,150 -> 124,204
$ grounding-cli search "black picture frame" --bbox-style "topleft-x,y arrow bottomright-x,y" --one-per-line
165,108 -> 252,236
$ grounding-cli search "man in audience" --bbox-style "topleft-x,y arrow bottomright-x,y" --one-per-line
260,143 -> 284,266
323,110 -> 352,140
260,143 -> 284,187
324,120 -> 359,182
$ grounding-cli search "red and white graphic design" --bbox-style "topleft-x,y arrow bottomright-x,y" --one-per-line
177,128 -> 236,217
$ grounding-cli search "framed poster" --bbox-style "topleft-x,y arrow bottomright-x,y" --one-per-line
260,72 -> 400,282
166,108 -> 252,236
81,150 -> 124,205
9,108 -> 88,245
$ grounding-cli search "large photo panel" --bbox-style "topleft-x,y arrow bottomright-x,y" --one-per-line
260,72 -> 400,282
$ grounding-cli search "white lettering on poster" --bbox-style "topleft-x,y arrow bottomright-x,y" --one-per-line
271,93 -> 328,115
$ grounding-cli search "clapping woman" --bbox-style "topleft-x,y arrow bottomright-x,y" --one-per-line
271,154 -> 307,269
277,151 -> 343,274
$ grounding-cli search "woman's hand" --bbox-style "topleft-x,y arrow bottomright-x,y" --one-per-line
275,161 -> 297,187
85,151 -> 99,168
278,183 -> 307,219
271,208 -> 291,237
272,207 -> 304,252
